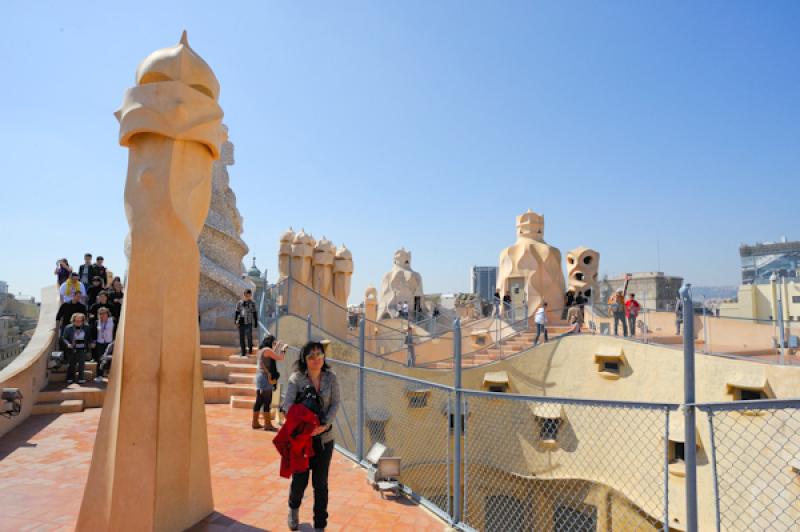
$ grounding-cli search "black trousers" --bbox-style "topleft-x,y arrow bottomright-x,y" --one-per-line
289,438 -> 334,529
613,312 -> 628,337
628,316 -> 637,337
93,343 -> 110,364
66,348 -> 87,382
238,323 -> 253,356
253,389 -> 272,413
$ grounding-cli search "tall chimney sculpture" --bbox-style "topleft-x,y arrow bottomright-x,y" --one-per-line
77,32 -> 223,531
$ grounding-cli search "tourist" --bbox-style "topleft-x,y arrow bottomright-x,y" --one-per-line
56,291 -> 87,336
282,341 -> 340,532
561,304 -> 585,336
608,289 -> 628,337
675,296 -> 684,335
402,301 -> 409,320
87,276 -> 104,308
62,312 -> 90,385
78,253 -> 94,286
97,342 -> 114,379
533,302 -> 549,346
54,258 -> 72,286
108,279 -> 125,321
626,293 -> 641,338
235,289 -> 258,357
253,335 -> 286,431
405,325 -> 415,366
563,290 -> 575,319
91,308 -> 115,380
89,291 -> 112,325
502,292 -> 512,310
93,256 -> 107,286
59,272 -> 86,303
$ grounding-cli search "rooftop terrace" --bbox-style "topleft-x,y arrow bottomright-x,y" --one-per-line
0,405 -> 445,532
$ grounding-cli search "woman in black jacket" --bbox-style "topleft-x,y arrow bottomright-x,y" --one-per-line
61,313 -> 90,385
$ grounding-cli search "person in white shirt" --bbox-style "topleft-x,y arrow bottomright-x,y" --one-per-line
533,302 -> 549,346
91,308 -> 115,380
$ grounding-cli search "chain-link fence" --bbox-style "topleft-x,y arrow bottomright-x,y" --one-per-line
462,392 -> 671,532
699,399 -> 800,531
259,277 -> 800,531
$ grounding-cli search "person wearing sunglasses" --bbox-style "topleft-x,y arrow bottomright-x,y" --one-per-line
282,341 -> 340,532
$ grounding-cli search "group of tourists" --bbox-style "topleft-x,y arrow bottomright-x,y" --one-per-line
55,254 -> 120,385
532,297 -> 587,346
607,290 -> 641,337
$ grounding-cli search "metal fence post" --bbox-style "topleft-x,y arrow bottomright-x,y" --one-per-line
357,317 -> 365,462
776,274 -> 786,365
706,410 -> 721,532
702,303 -> 709,354
663,407 -> 670,531
274,292 -> 281,340
680,284 -> 698,532
307,314 -> 312,342
453,318 -> 463,526
523,302 -> 529,331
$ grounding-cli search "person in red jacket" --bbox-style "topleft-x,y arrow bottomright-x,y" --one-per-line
279,341 -> 341,532
625,293 -> 641,338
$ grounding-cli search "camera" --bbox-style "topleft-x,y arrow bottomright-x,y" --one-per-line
1,388 -> 23,418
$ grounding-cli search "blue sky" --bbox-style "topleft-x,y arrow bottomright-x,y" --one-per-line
1,1 -> 798,301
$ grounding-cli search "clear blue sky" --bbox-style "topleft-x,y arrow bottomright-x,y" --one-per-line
2,1 -> 798,301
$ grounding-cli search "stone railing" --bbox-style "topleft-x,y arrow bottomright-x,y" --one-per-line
0,285 -> 59,438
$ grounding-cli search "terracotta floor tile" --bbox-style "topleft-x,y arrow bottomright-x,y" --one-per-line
0,405 -> 445,531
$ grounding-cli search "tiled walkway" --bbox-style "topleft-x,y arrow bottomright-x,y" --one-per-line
0,406 -> 446,531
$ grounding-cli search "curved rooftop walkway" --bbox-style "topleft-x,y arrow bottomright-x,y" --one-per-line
0,405 -> 445,532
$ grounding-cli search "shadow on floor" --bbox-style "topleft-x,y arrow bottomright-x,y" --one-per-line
188,512 -> 267,531
0,413 -> 60,460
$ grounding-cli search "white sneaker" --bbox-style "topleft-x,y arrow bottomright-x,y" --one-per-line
94,376 -> 102,383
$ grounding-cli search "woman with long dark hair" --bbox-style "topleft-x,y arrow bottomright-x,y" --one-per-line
253,334 -> 285,431
282,341 -> 340,531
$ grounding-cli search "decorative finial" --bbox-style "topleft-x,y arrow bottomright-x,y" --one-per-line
251,257 -> 257,266
180,30 -> 189,46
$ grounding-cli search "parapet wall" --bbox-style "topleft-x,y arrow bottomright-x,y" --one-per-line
0,286 -> 59,438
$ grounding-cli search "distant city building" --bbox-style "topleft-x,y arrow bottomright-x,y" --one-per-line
740,238 -> 800,285
719,278 -> 800,322
471,266 -> 497,302
0,315 -> 23,370
599,272 -> 684,312
0,280 -> 7,295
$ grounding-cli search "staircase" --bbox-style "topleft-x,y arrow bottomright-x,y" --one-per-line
32,361 -> 105,415
426,325 -> 575,369
30,325 -> 276,416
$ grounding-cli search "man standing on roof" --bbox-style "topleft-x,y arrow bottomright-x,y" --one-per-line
625,293 -> 641,338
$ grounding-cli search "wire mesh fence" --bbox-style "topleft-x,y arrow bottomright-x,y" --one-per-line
258,277 -> 800,531
700,400 -> 800,532
461,392 -> 671,532
363,368 -> 454,517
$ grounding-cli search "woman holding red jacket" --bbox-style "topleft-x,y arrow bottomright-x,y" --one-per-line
280,341 -> 340,532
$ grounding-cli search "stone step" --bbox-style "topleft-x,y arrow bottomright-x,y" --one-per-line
228,372 -> 256,385
230,395 -> 256,409
200,344 -> 241,360
38,385 -> 106,409
200,329 -> 241,346
31,399 -> 84,415
228,354 -> 259,364
202,360 -> 257,381
49,370 -> 94,383
204,381 -> 258,404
